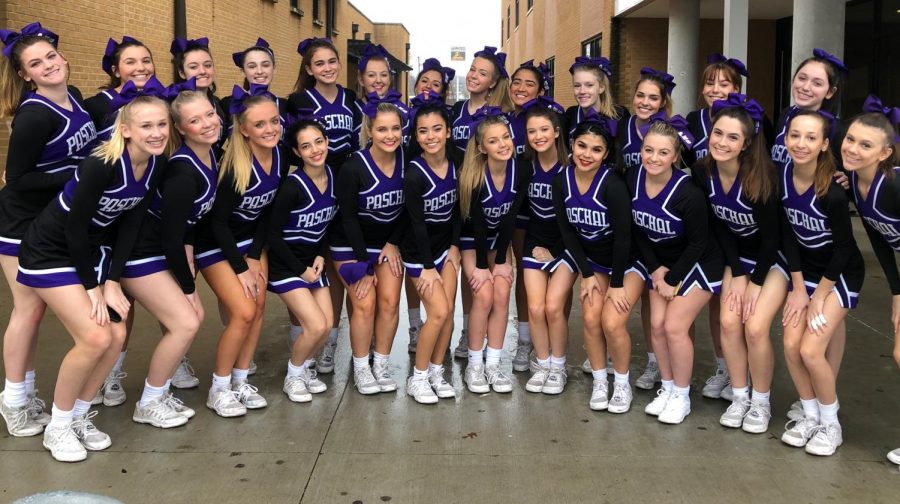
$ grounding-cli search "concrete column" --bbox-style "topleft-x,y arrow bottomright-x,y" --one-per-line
667,0 -> 700,116
724,0 -> 749,91
791,0 -> 846,77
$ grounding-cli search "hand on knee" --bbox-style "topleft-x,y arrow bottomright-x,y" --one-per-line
473,285 -> 494,311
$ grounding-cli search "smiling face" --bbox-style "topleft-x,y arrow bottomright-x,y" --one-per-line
466,56 -> 496,95
633,80 -> 663,120
572,69 -> 604,109
294,125 -> 329,168
708,116 -> 747,164
641,132 -> 678,177
17,40 -> 68,88
841,122 -> 893,172
360,58 -> 391,97
115,45 -> 154,89
415,69 -> 444,96
175,96 -> 220,147
510,68 -> 540,107
369,110 -> 402,154
242,49 -> 274,86
121,102 -> 170,156
571,132 -> 608,173
478,122 -> 514,162
306,47 -> 340,86
415,112 -> 450,157
179,49 -> 215,89
526,115 -> 558,154
702,69 -> 737,108
239,100 -> 281,150
791,61 -> 835,110
785,114 -> 829,166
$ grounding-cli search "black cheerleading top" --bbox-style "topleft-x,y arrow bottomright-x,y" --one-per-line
287,86 -> 361,169
852,168 -> 900,294
401,156 -> 461,268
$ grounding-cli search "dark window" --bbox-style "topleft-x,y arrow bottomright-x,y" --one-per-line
516,0 -> 520,27
507,6 -> 511,39
289,0 -> 301,15
528,0 -> 534,9
313,0 -> 320,20
581,34 -> 602,57
544,56 -> 556,98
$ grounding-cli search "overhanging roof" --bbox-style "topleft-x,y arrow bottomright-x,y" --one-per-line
347,39 -> 412,72
615,0 -> 796,20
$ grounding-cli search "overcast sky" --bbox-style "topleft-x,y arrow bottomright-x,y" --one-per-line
349,0 -> 501,75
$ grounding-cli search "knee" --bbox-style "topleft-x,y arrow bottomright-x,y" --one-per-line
377,292 -> 400,316
719,312 -> 742,338
428,302 -> 450,326
306,318 -> 330,340
492,282 -> 510,306
799,340 -> 824,367
180,315 -> 202,339
782,335 -> 802,360
601,311 -> 625,338
80,328 -> 114,355
583,306 -> 602,331
473,285 -> 494,311
230,304 -> 256,328
527,300 -> 546,322
354,295 -> 377,319
744,321 -> 770,346
545,297 -> 565,321
17,300 -> 46,327
663,320 -> 686,341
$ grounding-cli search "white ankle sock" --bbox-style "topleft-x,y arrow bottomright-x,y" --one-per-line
592,369 -> 608,382
24,370 -> 36,396
672,385 -> 690,397
48,404 -> 74,429
303,358 -> 315,370
372,351 -> 389,367
3,379 -> 27,408
112,351 -> 127,373
352,356 -> 370,371
661,379 -> 674,392
412,367 -> 428,380
139,380 -> 168,408
537,357 -> 551,369
485,346 -> 502,367
212,373 -> 231,391
731,386 -> 749,399
467,348 -> 483,368
801,398 -> 820,422
72,399 -> 91,418
428,363 -> 443,376
287,360 -> 304,378
818,399 -> 839,424
517,322 -> 531,344
614,371 -> 630,385
231,368 -> 249,382
751,389 -> 770,406
550,355 -> 566,368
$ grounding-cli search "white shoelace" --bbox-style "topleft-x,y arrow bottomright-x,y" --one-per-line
213,388 -> 242,409
176,358 -> 197,377
71,410 -> 101,438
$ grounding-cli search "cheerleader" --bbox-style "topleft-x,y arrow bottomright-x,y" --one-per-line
414,57 -> 455,103
617,68 -> 676,392
331,94 -> 407,395
195,86 -> 286,418
553,115 -> 643,411
171,37 -> 225,132
355,44 -> 411,145
840,97 -> 899,464
85,35 -> 156,140
458,107 -> 528,393
0,23 -> 94,437
226,38 -> 288,136
693,94 -> 789,434
778,109 -> 864,456
16,94 -> 168,462
629,116 -> 723,425
564,56 -> 627,144
267,116 -> 337,404
117,86 -> 220,428
401,93 -> 462,403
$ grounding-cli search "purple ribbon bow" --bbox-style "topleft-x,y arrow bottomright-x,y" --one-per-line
109,75 -> 166,111
640,67 -> 676,95
229,83 -> 275,115
579,108 -> 618,137
786,107 -> 839,141
339,261 -> 375,285
812,48 -> 849,74
358,44 -> 392,72
475,46 -> 508,79
408,91 -> 445,124
361,89 -> 405,119
102,36 -> 141,75
232,37 -> 271,68
640,112 -> 694,149
0,22 -> 58,58
706,53 -> 749,77
569,56 -> 613,79
297,37 -> 332,55
862,95 -> 900,142
170,37 -> 209,56
470,105 -> 506,131
522,96 -> 564,115
711,93 -> 765,133
520,60 -> 554,92
421,58 -> 456,85
161,77 -> 197,102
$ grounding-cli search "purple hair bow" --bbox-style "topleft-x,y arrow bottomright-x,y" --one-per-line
0,22 -> 58,58
109,75 -> 166,111
522,96 -> 564,115
285,107 -> 323,129
640,67 -> 676,95
520,60 -> 554,93
711,93 -> 764,133
421,58 -> 455,85
161,77 -> 197,102
569,56 -> 612,79
812,48 -> 848,74
408,91 -> 446,124
640,112 -> 694,149
580,108 -> 618,137
170,37 -> 209,56
359,44 -> 392,72
475,46 -> 508,79
786,107 -> 839,141
339,261 -> 375,285
862,95 -> 900,142
297,37 -> 332,55
470,105 -> 506,131
362,89 -> 405,119
706,53 -> 748,77
102,36 -> 141,75
229,83 -> 275,115
232,37 -> 271,68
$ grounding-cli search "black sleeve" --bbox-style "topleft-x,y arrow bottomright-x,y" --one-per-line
336,156 -> 370,262
387,210 -> 408,247
159,165 -> 202,293
404,169 -> 437,269
451,196 -> 462,247
346,88 -> 362,152
780,202 -> 803,274
605,174 -> 633,288
749,196 -> 782,286
683,110 -> 702,168
469,187 -> 490,269
494,165 -> 532,264
563,107 -> 577,146
821,183 -> 858,283
613,115 -> 631,174
83,93 -> 112,134
267,180 -> 314,277
691,162 -> 744,276
64,158 -> 114,290
4,105 -> 71,192
209,172 -> 249,275
663,184 -> 710,287
553,175 -> 591,278
247,152 -> 289,261
108,159 -> 167,282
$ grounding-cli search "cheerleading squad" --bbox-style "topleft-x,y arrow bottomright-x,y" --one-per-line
0,22 -> 897,466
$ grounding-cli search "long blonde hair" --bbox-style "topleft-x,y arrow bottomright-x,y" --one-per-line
359,102 -> 403,147
571,65 -> 620,119
459,114 -> 509,219
91,96 -> 172,164
220,95 -> 276,194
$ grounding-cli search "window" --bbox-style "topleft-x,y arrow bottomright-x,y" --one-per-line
506,6 -> 511,39
581,34 -> 602,58
313,0 -> 321,21
515,0 -> 520,27
289,0 -> 302,15
528,0 -> 534,10
545,56 -> 555,98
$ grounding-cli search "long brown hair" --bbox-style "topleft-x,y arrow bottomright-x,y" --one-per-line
848,112 -> 899,178
522,106 -> 568,166
293,39 -> 340,93
697,63 -> 742,109
789,109 -> 837,198
0,36 -> 61,118
102,38 -> 154,90
634,74 -> 673,118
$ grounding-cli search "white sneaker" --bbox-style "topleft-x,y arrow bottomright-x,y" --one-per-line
232,380 -> 267,409
206,387 -> 247,417
658,393 -> 691,424
171,358 -> 200,389
407,321 -> 423,353
781,417 -> 819,447
407,376 -> 438,404
644,387 -> 672,416
701,368 -> 730,399
316,340 -> 337,374
353,366 -> 381,395
27,392 -> 51,426
719,398 -> 751,428
71,411 -> 112,450
787,400 -> 804,421
43,423 -> 87,462
453,330 -> 469,359
133,396 -> 189,429
589,379 -> 609,411
720,385 -> 734,402
163,391 -> 195,419
512,343 -> 532,372
0,391 -> 44,436
283,375 -> 312,403
887,448 -> 900,465
635,362 -> 660,390
427,370 -> 456,399
581,358 -> 592,374
372,361 -> 398,392
541,365 -> 566,395
301,368 -> 327,394
742,401 -> 772,434
525,366 -> 550,393
485,364 -> 513,393
805,422 -> 843,456
99,371 -> 127,407
608,382 -> 633,414
464,364 -> 490,393
248,360 -> 258,376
